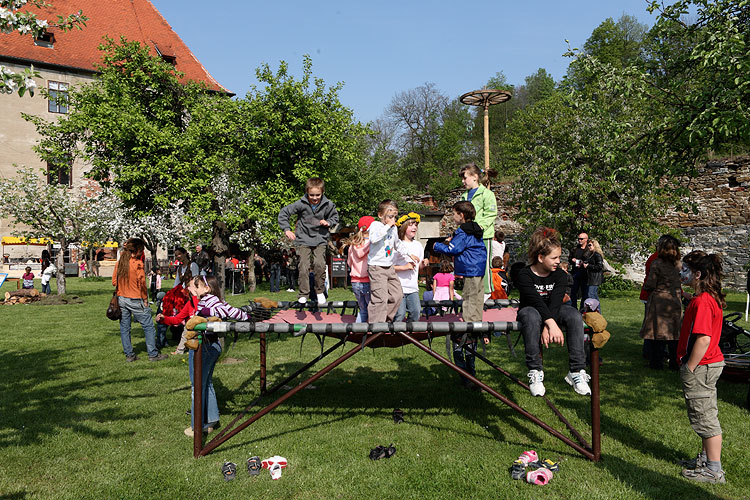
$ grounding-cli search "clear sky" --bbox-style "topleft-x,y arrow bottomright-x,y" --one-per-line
152,0 -> 655,124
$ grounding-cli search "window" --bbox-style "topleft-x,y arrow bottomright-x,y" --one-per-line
34,32 -> 55,48
47,160 -> 72,187
48,81 -> 69,113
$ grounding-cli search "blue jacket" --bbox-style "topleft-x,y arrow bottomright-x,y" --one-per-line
433,222 -> 486,277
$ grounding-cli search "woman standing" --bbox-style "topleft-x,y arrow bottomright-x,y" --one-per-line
112,238 -> 167,362
639,235 -> 682,370
459,163 -> 497,300
583,239 -> 604,308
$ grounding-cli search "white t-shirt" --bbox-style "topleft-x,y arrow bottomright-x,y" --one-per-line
393,239 -> 424,294
491,240 -> 505,264
368,221 -> 408,267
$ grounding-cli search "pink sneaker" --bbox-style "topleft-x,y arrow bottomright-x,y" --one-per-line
527,467 -> 553,485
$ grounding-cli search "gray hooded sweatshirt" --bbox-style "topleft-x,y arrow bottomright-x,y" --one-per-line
278,194 -> 339,247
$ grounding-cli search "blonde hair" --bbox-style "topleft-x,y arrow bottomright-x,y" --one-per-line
342,227 -> 368,249
588,239 -> 603,256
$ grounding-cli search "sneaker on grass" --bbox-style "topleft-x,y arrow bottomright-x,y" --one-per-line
565,370 -> 591,396
527,370 -> 545,397
682,466 -> 726,484
678,451 -> 707,469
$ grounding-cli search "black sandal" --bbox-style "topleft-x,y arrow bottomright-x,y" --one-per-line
222,461 -> 237,481
247,456 -> 262,476
392,408 -> 404,424
369,445 -> 386,460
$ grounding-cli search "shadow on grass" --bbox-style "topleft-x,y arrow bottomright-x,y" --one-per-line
597,455 -> 725,500
0,492 -> 29,500
0,347 -> 150,449
206,344 -> 590,460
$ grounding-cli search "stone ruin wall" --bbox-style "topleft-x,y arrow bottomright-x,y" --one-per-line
433,156 -> 750,290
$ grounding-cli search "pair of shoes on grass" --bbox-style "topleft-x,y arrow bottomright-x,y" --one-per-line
679,451 -> 725,484
527,369 -> 591,397
510,450 -> 560,484
149,353 -> 168,362
369,444 -> 396,460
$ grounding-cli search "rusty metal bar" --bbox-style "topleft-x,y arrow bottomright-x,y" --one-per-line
259,330 -> 267,395
208,337 -> 347,445
197,332 -> 385,457
464,344 -> 590,449
397,331 -> 596,461
591,348 -> 601,461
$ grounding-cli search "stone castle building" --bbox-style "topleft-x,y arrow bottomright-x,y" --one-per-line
1,0 -> 228,264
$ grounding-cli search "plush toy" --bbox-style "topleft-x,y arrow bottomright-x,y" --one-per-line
184,316 -> 222,350
583,311 -> 611,349
253,297 -> 278,309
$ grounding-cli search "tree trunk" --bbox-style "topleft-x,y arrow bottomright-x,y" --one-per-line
210,219 -> 232,291
56,237 -> 66,295
86,248 -> 94,277
246,248 -> 257,293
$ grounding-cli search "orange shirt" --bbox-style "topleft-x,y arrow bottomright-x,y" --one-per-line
112,258 -> 148,300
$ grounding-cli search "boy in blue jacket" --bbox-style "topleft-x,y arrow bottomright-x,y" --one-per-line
433,201 -> 487,386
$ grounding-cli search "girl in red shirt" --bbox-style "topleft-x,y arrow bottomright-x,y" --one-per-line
677,251 -> 726,484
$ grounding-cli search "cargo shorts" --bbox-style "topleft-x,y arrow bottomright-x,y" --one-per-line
680,361 -> 725,439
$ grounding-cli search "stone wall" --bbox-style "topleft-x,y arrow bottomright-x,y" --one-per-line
430,157 -> 750,291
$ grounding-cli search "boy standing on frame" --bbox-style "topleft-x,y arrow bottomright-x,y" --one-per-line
278,177 -> 339,305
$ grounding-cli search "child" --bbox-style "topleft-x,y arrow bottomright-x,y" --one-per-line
459,163 -> 497,300
433,259 -> 456,304
489,256 -> 509,300
79,259 -> 87,278
22,266 -> 34,289
422,275 -> 436,317
344,216 -> 373,323
394,213 -> 428,321
278,177 -> 339,305
677,251 -> 726,484
40,259 -> 55,294
516,227 -> 590,397
367,200 -> 417,323
433,201 -> 487,385
559,261 -> 573,306
148,266 -> 162,304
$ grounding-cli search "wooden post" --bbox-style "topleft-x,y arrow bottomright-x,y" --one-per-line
483,104 -> 490,171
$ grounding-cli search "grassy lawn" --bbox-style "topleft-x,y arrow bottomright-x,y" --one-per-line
1,278 -> 748,499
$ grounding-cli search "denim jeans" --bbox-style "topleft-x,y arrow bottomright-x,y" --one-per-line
189,340 -> 222,429
518,304 -> 585,372
41,281 -> 51,294
395,291 -> 421,322
154,291 -> 167,348
351,281 -> 371,323
118,296 -> 159,358
585,285 -> 600,310
269,263 -> 281,292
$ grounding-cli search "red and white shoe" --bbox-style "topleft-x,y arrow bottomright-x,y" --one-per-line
262,456 -> 288,480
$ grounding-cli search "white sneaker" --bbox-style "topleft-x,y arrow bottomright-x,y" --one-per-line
286,288 -> 294,292
527,370 -> 545,397
297,296 -> 307,304
565,370 -> 592,395
316,293 -> 326,306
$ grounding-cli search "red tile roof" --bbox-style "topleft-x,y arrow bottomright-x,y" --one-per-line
0,0 -> 229,93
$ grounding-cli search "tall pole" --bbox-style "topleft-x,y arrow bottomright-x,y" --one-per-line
460,89 -> 511,174
484,104 -> 490,172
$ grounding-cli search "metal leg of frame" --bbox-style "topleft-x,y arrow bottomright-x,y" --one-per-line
196,332 -> 385,457
397,331 -> 596,461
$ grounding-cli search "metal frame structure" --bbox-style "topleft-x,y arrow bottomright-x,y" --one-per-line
190,301 -> 601,461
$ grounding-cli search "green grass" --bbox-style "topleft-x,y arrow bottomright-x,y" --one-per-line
1,279 -> 749,499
